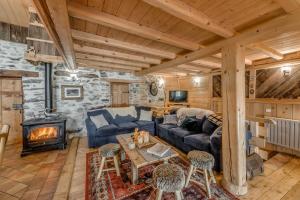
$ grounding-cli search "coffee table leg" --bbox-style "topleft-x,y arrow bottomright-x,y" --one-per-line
132,162 -> 138,184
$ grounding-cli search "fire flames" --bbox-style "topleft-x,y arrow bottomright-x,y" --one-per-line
29,127 -> 58,141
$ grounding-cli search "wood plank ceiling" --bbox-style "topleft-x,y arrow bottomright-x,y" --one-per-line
4,0 -> 300,75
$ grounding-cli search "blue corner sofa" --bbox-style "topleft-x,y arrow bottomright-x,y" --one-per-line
86,106 -> 155,148
155,112 -> 222,172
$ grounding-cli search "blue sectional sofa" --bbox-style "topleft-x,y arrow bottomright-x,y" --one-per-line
86,106 -> 155,148
155,112 -> 222,172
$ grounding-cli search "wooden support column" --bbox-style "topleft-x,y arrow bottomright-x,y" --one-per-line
221,43 -> 247,195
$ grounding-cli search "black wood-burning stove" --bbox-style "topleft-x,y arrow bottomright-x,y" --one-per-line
21,117 -> 67,156
21,63 -> 67,156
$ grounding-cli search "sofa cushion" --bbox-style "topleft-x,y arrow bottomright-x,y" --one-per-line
180,117 -> 204,132
139,110 -> 153,121
90,114 -> 109,128
170,127 -> 194,139
184,134 -> 211,151
117,122 -> 138,132
163,114 -> 177,125
107,106 -> 137,119
114,114 -> 137,124
136,120 -> 154,127
95,124 -> 119,137
202,118 -> 219,135
87,109 -> 113,123
158,124 -> 177,139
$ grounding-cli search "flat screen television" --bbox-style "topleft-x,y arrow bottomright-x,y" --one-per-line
169,90 -> 188,102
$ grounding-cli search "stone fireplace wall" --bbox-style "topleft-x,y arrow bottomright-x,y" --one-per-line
0,40 -> 165,135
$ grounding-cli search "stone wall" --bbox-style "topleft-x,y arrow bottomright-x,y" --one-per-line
0,40 -> 165,135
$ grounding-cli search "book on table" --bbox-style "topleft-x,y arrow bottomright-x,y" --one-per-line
147,143 -> 171,157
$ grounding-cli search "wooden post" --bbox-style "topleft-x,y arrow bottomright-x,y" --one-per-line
221,44 -> 247,195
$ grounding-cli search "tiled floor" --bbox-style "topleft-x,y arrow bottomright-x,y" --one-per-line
0,142 -> 68,200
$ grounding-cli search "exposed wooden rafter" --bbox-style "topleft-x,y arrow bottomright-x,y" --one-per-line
72,30 -> 176,59
274,0 -> 300,14
142,0 -> 235,38
76,59 -> 142,71
75,53 -> 150,68
32,0 -> 76,70
68,2 -> 199,51
137,12 -> 300,75
249,43 -> 284,60
142,0 -> 284,62
74,44 -> 161,64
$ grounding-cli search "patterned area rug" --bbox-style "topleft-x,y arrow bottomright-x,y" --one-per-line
85,151 -> 239,200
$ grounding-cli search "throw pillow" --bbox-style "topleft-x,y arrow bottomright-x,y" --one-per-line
114,114 -> 137,124
139,110 -> 153,121
207,114 -> 222,126
90,115 -> 109,129
163,114 -> 177,125
180,117 -> 203,132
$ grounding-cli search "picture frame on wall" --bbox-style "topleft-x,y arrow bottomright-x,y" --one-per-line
61,85 -> 83,100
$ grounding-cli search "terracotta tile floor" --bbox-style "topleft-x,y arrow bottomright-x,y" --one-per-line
0,142 -> 68,200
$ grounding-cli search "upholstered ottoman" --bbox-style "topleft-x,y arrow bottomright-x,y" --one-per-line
185,150 -> 216,198
97,143 -> 121,179
153,163 -> 185,200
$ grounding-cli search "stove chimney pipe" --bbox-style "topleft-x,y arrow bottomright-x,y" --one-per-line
44,63 -> 53,113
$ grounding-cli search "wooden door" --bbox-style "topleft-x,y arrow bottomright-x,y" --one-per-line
0,78 -> 23,144
111,83 -> 129,107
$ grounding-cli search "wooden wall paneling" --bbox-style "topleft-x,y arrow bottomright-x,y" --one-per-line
264,103 -> 277,117
277,104 -> 293,119
253,103 -> 265,117
111,82 -> 129,107
0,22 -> 28,44
293,104 -> 300,120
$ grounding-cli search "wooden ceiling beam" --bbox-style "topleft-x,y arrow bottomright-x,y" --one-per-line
274,0 -> 300,14
191,57 -> 222,68
78,64 -> 133,73
177,64 -> 211,73
77,59 -> 142,71
72,30 -> 176,59
142,0 -> 234,38
74,44 -> 161,64
249,43 -> 284,60
137,12 -> 300,75
32,0 -> 76,70
143,0 -> 283,62
76,53 -> 150,68
68,2 -> 199,51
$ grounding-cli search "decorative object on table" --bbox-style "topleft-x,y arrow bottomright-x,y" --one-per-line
61,85 -> 83,100
86,151 -> 239,200
147,143 -> 171,157
149,81 -> 158,96
128,141 -> 135,150
137,134 -> 144,144
185,150 -> 216,198
246,152 -> 264,180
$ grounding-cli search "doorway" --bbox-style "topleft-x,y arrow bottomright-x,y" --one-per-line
0,77 -> 23,144
111,82 -> 129,107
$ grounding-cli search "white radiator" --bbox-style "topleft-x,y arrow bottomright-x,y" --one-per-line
266,118 -> 300,151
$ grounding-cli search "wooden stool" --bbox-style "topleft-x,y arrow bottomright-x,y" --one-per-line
153,163 -> 185,200
0,125 -> 10,166
97,143 -> 121,179
185,150 -> 216,198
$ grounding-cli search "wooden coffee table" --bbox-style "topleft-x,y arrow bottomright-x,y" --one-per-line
116,133 -> 178,184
